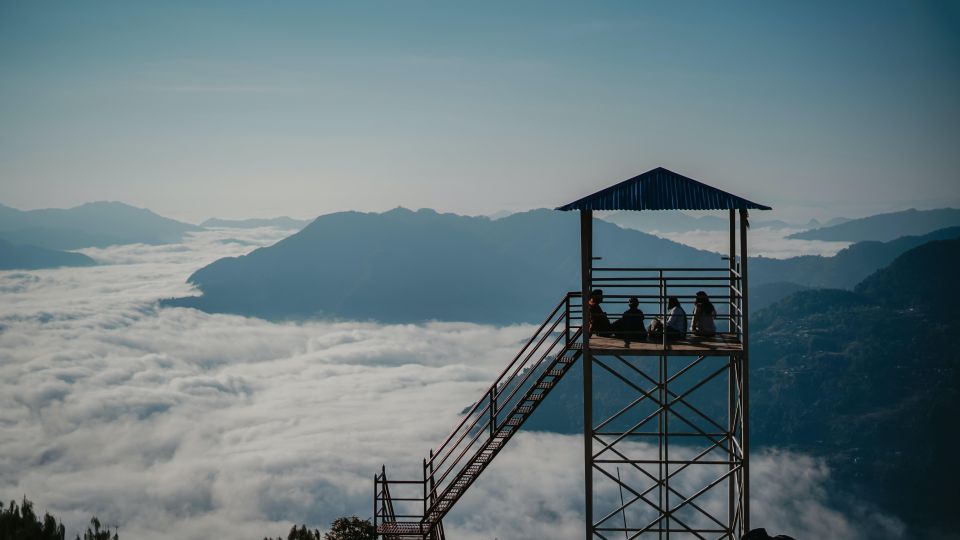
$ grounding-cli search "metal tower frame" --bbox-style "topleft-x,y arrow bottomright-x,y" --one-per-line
580,209 -> 751,539
373,169 -> 768,539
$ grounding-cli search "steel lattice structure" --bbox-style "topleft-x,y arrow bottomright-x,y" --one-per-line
374,169 -> 766,539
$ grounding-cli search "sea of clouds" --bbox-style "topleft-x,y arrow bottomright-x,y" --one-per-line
652,227 -> 851,259
0,228 -> 902,539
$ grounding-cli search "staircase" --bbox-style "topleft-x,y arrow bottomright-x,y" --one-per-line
375,293 -> 583,539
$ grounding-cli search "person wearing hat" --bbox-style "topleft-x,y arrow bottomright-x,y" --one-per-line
587,289 -> 612,337
611,296 -> 647,341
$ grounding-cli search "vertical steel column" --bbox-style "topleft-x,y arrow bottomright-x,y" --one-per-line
658,270 -> 666,539
739,209 -> 750,533
728,355 -> 736,538
728,210 -> 736,334
727,208 -> 737,537
580,210 -> 594,539
662,352 -> 670,539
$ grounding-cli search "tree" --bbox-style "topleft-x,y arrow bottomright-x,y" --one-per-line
323,517 -> 375,540
0,497 -> 66,540
74,517 -> 117,540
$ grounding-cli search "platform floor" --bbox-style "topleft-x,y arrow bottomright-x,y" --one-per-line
588,333 -> 742,356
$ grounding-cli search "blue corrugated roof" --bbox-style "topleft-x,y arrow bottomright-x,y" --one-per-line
556,167 -> 772,212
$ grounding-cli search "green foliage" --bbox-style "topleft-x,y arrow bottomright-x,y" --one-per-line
323,517 -> 375,540
262,524 -> 322,540
74,518 -> 117,540
0,497 -> 66,540
262,518 -> 374,540
287,524 -> 321,540
750,238 -> 960,531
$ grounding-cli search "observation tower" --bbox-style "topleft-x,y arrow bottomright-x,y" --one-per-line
374,167 -> 770,539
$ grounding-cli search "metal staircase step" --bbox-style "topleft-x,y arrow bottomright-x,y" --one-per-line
505,417 -> 523,426
378,522 -> 430,535
515,404 -> 534,414
547,368 -> 565,376
558,354 -> 578,363
535,381 -> 554,389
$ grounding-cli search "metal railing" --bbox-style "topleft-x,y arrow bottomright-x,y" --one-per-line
423,293 -> 581,509
590,265 -> 744,344
375,292 -> 583,535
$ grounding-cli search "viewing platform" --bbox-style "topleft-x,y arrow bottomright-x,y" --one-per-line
588,333 -> 742,355
561,263 -> 747,357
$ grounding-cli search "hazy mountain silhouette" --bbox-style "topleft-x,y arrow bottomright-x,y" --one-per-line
165,206 -> 960,324
602,210 -> 729,232
749,238 -> 960,535
201,216 -> 312,229
0,239 -> 96,270
751,281 -> 810,311
164,208 -> 721,323
0,202 -> 201,250
750,226 -> 960,289
788,207 -> 960,242
603,211 -> 846,233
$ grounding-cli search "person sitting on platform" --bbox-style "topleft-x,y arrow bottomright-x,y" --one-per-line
587,289 -> 612,337
611,296 -> 647,341
691,291 -> 717,338
648,296 -> 687,341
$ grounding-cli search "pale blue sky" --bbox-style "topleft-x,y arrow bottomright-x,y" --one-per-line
1,1 -> 958,222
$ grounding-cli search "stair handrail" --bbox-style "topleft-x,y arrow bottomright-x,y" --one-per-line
425,293 -> 575,468
493,324 -> 576,422
422,325 -> 584,526
427,311 -> 572,492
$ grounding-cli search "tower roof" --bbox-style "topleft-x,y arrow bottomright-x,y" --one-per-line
556,167 -> 772,212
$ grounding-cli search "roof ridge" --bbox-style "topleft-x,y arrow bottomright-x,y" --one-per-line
556,167 -> 771,212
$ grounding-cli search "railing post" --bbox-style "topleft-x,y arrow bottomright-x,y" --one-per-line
659,270 -> 666,348
429,448 -> 436,510
565,294 -> 571,345
489,388 -> 496,437
737,260 -> 745,343
373,472 -> 378,534
423,458 -> 428,521
729,209 -> 736,334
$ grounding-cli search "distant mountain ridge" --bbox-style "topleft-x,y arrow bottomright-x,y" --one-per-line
0,238 -> 96,270
750,226 -> 960,289
788,207 -> 960,242
164,207 -> 960,324
0,201 -> 201,250
165,208 -> 722,323
749,238 -> 960,535
602,211 -> 848,233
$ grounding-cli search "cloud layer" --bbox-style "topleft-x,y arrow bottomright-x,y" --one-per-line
0,229 -> 902,539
